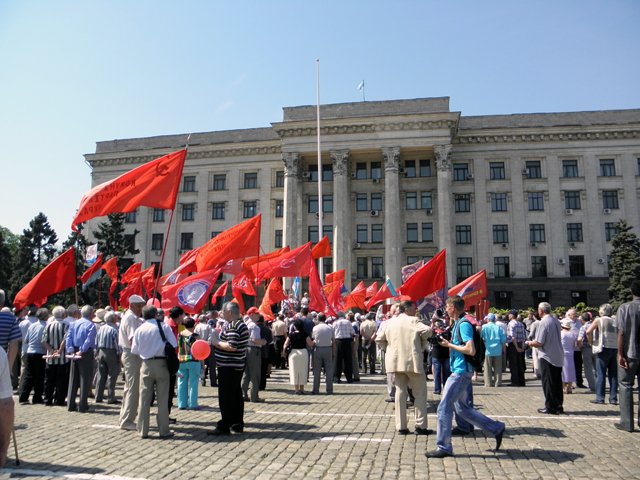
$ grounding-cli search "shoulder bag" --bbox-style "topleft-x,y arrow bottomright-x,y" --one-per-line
156,320 -> 180,375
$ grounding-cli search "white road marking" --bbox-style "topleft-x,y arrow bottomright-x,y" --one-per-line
91,424 -> 121,429
2,469 -> 148,480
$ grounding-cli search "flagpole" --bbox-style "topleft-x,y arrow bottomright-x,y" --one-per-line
152,134 -> 191,300
316,58 -> 324,283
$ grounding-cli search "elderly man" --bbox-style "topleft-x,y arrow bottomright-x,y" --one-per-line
333,311 -> 354,383
616,280 -> 640,432
376,300 -> 432,435
42,306 -> 70,406
0,346 -> 14,467
66,305 -> 97,413
95,311 -> 121,404
481,313 -> 507,387
311,313 -> 335,395
19,307 -> 49,404
360,313 -> 377,375
242,307 -> 266,403
118,295 -> 146,430
0,290 -> 20,388
506,310 -> 526,386
526,302 -> 564,414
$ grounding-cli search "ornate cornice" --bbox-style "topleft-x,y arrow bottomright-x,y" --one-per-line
382,147 -> 401,173
330,150 -> 350,176
274,119 -> 457,138
454,128 -> 640,145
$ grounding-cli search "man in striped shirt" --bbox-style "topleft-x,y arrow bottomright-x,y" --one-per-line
0,289 -> 20,390
209,302 -> 249,436
42,306 -> 70,406
95,311 -> 121,404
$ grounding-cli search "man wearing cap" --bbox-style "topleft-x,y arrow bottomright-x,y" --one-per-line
506,310 -> 526,386
481,314 -> 507,387
95,312 -> 121,404
242,307 -> 265,403
66,305 -> 97,413
118,294 -> 146,430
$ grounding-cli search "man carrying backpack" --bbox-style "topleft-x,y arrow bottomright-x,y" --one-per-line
427,295 -> 505,458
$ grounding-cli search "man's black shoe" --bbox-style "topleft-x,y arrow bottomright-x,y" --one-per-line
590,399 -> 605,404
414,427 -> 433,435
537,408 -> 559,415
168,417 -> 177,424
207,428 -> 231,436
557,407 -> 564,414
576,384 -> 588,389
614,423 -> 633,433
397,429 -> 410,435
231,424 -> 244,433
495,427 -> 505,451
451,427 -> 471,436
426,449 -> 452,458
610,400 -> 619,405
384,397 -> 394,403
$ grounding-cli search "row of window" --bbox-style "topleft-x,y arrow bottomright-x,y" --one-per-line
455,255 -> 587,282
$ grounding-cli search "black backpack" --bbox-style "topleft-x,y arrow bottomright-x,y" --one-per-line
455,319 -> 483,370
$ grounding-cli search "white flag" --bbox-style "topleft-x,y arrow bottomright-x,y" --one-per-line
85,244 -> 98,266
357,80 -> 364,90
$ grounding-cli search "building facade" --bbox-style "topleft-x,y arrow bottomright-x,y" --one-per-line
84,97 -> 640,309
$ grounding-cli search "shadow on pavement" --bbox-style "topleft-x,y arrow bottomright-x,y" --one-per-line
504,426 -> 567,437
495,448 -> 584,463
565,410 -> 618,417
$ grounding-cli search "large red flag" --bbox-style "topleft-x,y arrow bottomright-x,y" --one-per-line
121,262 -> 142,284
308,261 -> 336,316
72,149 -> 187,231
160,250 -> 198,286
245,247 -> 291,278
311,235 -> 331,260
448,270 -> 488,309
344,281 -> 366,311
102,257 -> 118,281
258,278 -> 287,320
80,254 -> 103,284
14,248 -> 77,310
397,249 -> 447,302
161,269 -> 220,314
325,269 -> 345,285
232,270 -> 256,297
365,281 -> 379,299
196,215 -> 261,272
141,266 -> 157,298
324,281 -> 345,312
211,281 -> 228,303
256,242 -> 313,281
365,281 -> 395,310
119,277 -> 144,309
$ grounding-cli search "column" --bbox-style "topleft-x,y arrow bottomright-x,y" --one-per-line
435,144 -> 455,286
282,152 -> 302,249
331,150 -> 352,286
383,147 -> 402,287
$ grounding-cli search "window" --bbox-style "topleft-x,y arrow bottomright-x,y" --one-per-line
422,223 -> 433,242
243,172 -> 258,189
308,226 -> 319,243
530,224 -> 546,243
569,255 -> 585,277
493,225 -> 509,244
371,193 -> 382,211
371,162 -> 382,180
356,193 -> 367,211
151,233 -> 164,251
212,202 -> 225,220
323,225 -> 332,242
182,203 -> 195,221
421,192 -> 432,210
453,163 -> 469,181
525,161 -> 542,179
322,257 -> 333,275
124,234 -> 136,252
528,192 -> 544,211
454,194 -> 471,213
407,256 -> 420,265
600,159 -> 616,177
275,171 -> 285,188
371,224 -> 383,243
322,164 -> 333,182
152,209 -> 165,222
371,257 -> 384,278
419,160 -> 432,177
355,162 -> 367,180
275,230 -> 283,248
494,257 -> 510,278
567,223 -> 583,242
489,162 -> 505,180
562,160 -> 579,177
180,232 -> 193,251
212,174 -> 226,191
404,160 -> 416,178
456,225 -> 472,245
407,223 -> 418,243
356,258 -> 368,279
307,165 -> 318,182
531,256 -> 547,278
308,196 -> 318,213
491,193 -> 508,212
211,231 -> 222,239
605,222 -> 618,242
243,201 -> 257,218
356,224 -> 368,243
275,199 -> 284,218
183,175 -> 196,192
323,195 -> 333,213
565,191 -> 581,210
125,211 -> 137,223
602,190 -> 619,210
456,257 -> 473,282
405,192 -> 418,210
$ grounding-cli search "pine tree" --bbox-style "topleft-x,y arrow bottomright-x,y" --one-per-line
0,229 -> 14,288
608,220 -> 640,308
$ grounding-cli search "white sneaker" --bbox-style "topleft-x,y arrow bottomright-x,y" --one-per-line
120,422 -> 137,431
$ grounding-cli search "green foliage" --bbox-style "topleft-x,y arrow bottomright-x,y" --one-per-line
0,229 -> 15,288
608,220 -> 640,309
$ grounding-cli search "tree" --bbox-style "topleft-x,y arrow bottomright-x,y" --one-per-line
608,220 -> 640,308
0,229 -> 14,288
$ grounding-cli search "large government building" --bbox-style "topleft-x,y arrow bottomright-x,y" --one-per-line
84,97 -> 640,309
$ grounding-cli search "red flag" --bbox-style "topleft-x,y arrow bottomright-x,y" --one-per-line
121,262 -> 142,284
161,269 -> 220,314
80,254 -> 103,284
245,247 -> 291,278
325,281 -> 345,312
102,257 -> 118,281
325,269 -> 345,285
256,242 -> 313,281
160,251 -> 198,286
365,282 -> 378,299
448,270 -> 488,310
72,149 -> 187,231
258,278 -> 287,320
141,266 -> 157,298
365,281 -> 395,310
14,248 -> 77,310
119,277 -> 144,309
220,258 -> 245,276
308,261 -> 336,316
311,235 -> 331,259
344,281 -> 366,311
397,249 -> 447,302
195,215 -> 261,272
211,281 -> 228,303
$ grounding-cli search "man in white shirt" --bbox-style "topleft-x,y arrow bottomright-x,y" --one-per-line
131,305 -> 177,439
0,347 -> 14,467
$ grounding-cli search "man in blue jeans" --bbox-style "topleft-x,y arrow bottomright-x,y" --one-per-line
427,295 -> 505,458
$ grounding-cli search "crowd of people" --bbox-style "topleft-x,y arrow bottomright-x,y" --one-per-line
0,280 -> 639,465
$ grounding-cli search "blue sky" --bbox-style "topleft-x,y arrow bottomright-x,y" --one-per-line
1,0 -> 639,242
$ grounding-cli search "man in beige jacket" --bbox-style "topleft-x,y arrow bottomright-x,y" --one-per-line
376,300 -> 432,435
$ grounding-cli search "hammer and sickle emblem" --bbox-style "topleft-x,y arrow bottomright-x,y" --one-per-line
156,162 -> 170,176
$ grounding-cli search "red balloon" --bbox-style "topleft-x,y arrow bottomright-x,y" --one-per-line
191,339 -> 211,361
